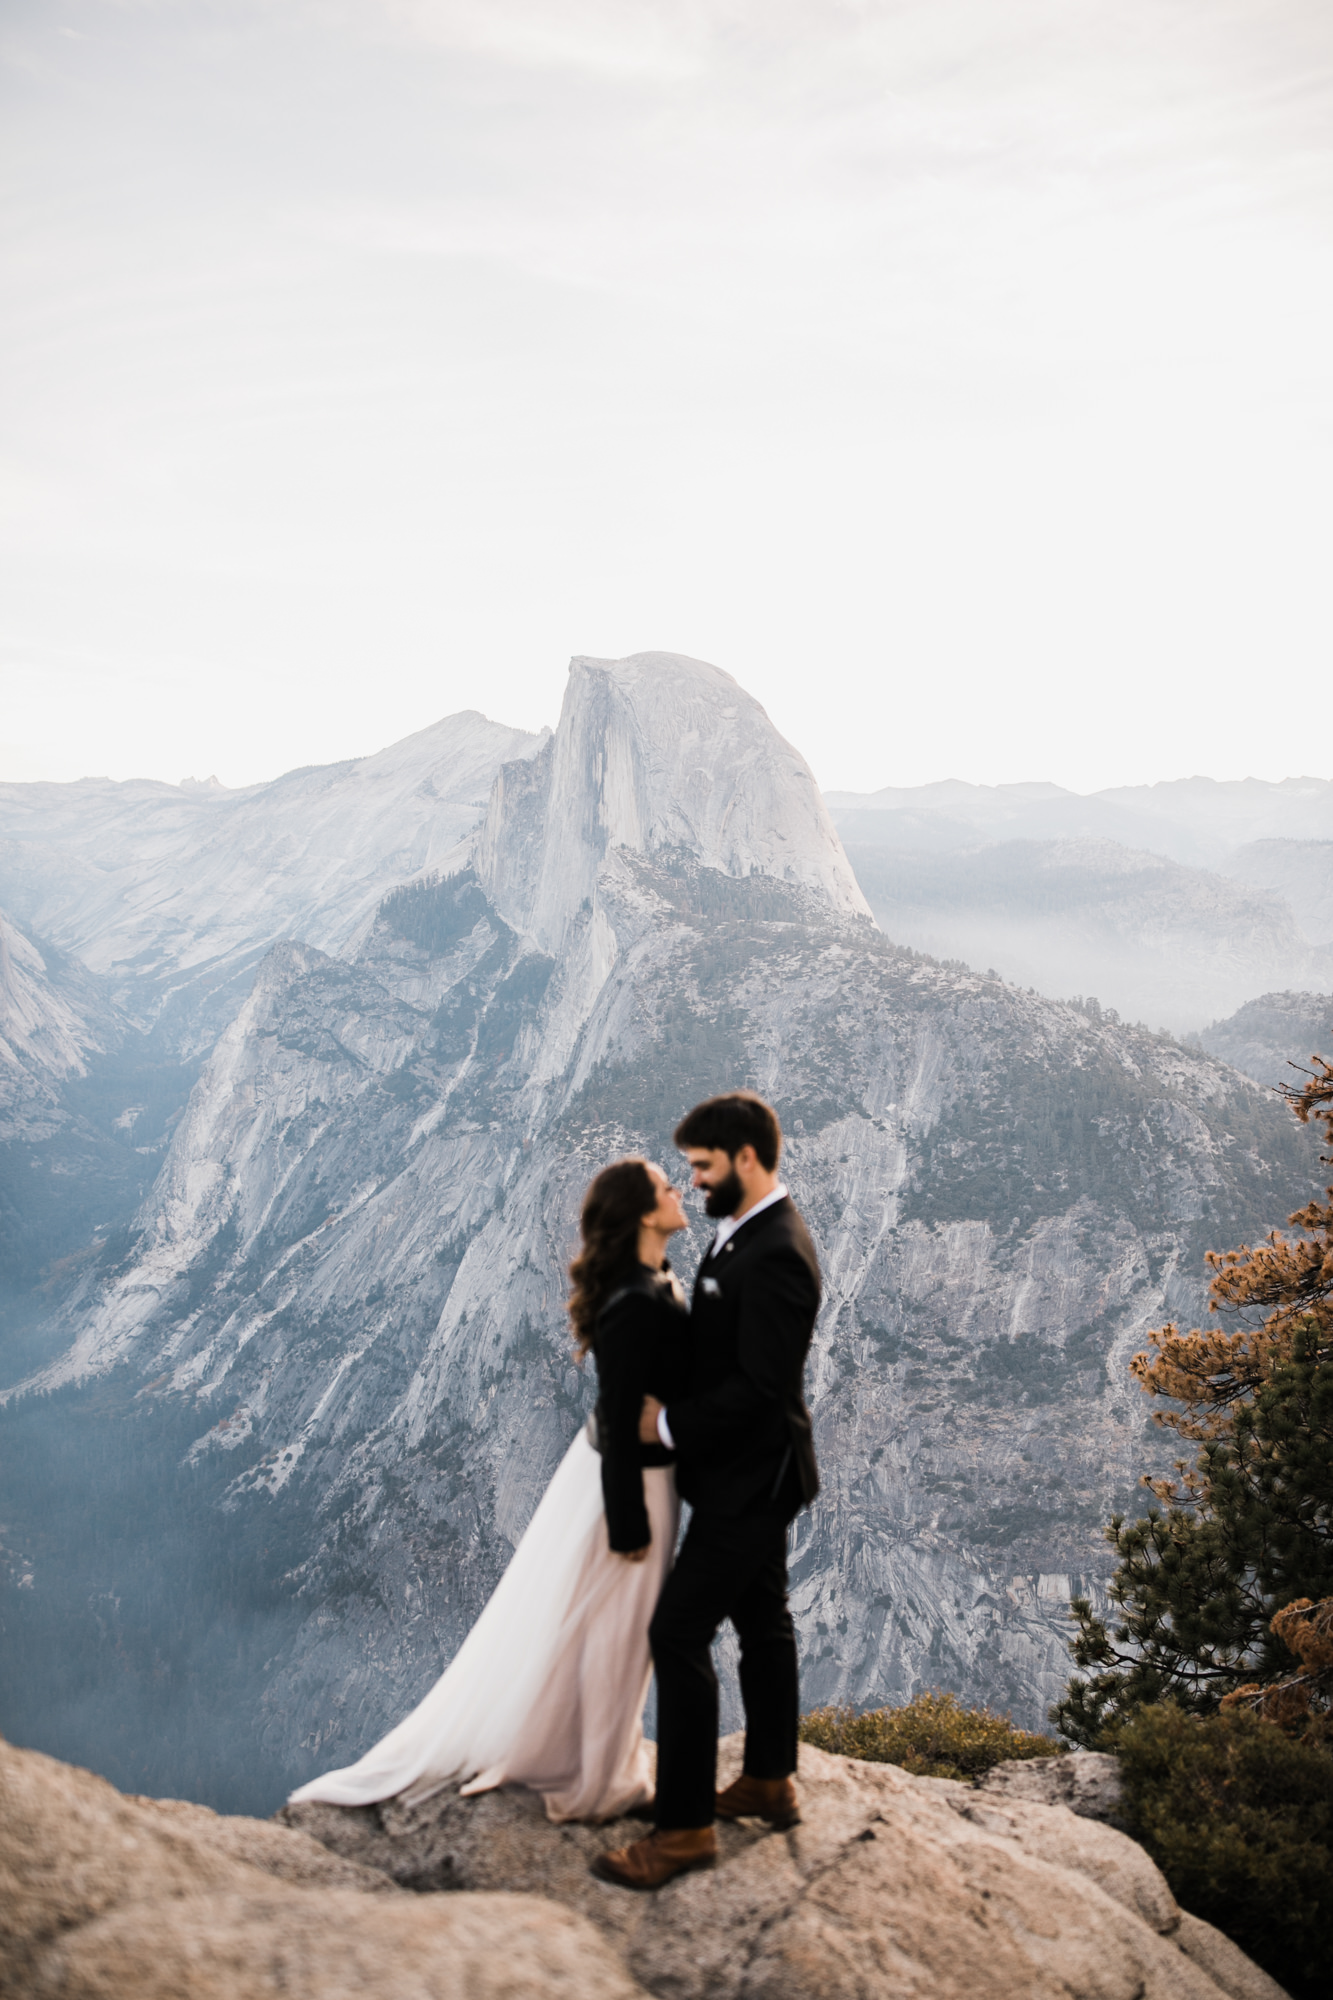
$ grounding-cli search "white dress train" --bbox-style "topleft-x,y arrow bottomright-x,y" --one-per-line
287,1429 -> 679,1823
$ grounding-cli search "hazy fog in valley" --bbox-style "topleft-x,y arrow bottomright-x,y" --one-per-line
827,776 -> 1333,1033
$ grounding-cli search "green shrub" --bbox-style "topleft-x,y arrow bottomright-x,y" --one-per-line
1115,1701 -> 1333,2000
798,1690 -> 1062,1782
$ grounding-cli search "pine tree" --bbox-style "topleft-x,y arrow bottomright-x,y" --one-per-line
1055,1059 -> 1333,1745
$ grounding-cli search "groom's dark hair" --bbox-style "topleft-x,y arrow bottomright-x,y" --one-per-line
674,1091 -> 782,1171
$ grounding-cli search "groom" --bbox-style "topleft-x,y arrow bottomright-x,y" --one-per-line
594,1091 -> 821,1890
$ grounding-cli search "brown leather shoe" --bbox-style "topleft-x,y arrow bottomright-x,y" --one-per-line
591,1826 -> 717,1890
715,1773 -> 801,1829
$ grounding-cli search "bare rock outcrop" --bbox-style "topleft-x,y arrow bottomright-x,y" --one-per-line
975,1748 -> 1126,1825
281,1733 -> 1290,2000
0,1736 -> 644,1999
3,1729 -> 1292,2000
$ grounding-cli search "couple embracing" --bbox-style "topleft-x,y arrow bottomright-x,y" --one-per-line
290,1091 -> 821,1892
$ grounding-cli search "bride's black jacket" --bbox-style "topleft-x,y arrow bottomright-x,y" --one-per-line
590,1264 -> 690,1553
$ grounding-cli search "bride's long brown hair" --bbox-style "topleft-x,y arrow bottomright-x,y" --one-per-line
568,1156 -> 657,1355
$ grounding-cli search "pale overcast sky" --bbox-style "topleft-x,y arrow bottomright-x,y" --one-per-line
2,0 -> 1331,792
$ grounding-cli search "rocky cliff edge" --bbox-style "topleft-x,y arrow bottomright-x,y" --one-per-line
2,1731 -> 1287,2000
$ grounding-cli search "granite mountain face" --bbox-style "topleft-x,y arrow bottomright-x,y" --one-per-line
474,652 -> 870,955
0,654 -> 1322,1812
0,710 -> 546,1055
0,709 -> 545,1386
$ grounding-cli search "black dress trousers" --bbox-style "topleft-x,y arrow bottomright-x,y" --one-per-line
648,1477 -> 800,1831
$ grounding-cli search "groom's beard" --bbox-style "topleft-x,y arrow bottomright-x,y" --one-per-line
703,1169 -> 744,1219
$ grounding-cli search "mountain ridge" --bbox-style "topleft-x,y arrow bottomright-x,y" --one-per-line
0,710 -> 548,1053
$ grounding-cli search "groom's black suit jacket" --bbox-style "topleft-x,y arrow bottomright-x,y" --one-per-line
666,1196 -> 820,1518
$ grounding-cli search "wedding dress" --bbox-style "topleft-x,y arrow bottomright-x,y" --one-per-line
287,1427 -> 679,1823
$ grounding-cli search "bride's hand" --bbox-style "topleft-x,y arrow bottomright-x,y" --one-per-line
620,1546 -> 650,1563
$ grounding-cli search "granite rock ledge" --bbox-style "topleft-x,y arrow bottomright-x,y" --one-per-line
0,1728 -> 1291,2000
280,1733 -> 1290,2000
0,1734 -> 640,2000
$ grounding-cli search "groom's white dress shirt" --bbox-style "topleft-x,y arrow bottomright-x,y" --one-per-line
656,1183 -> 788,1450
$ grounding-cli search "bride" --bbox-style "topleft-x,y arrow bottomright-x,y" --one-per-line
287,1157 -> 691,1823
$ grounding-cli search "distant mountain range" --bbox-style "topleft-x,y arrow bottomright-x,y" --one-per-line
0,658 -> 1326,1814
825,774 -> 1333,867
827,778 -> 1333,1034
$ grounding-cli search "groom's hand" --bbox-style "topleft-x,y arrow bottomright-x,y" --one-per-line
619,1546 -> 650,1563
639,1395 -> 664,1445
